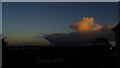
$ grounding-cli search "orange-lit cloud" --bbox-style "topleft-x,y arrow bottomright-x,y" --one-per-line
71,17 -> 115,33
71,17 -> 103,32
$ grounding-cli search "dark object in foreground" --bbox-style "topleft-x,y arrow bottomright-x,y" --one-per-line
3,45 -> 116,68
112,22 -> 120,68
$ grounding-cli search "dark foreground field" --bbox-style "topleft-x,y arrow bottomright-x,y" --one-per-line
3,45 -> 116,68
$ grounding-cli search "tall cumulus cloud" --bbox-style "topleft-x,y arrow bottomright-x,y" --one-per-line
70,17 -> 114,32
38,17 -> 115,46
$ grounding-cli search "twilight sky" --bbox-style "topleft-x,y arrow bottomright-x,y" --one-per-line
0,2 -> 2,34
2,2 -> 118,45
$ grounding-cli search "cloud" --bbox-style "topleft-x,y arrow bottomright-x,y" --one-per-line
43,31 -> 114,46
101,25 -> 115,32
71,17 -> 115,33
70,17 -> 103,32
38,17 -> 115,46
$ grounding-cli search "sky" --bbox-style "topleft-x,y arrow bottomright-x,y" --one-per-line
0,2 -> 2,67
118,2 -> 120,22
2,2 -> 118,45
0,3 -> 1,34
1,0 -> 120,2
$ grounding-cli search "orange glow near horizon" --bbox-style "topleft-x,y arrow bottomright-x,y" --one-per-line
6,38 -> 51,45
7,41 -> 51,45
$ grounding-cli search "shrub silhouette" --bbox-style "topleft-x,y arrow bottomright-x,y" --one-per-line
92,37 -> 111,47
92,37 -> 111,56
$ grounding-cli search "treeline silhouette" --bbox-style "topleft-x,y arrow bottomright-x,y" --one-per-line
2,37 -> 116,68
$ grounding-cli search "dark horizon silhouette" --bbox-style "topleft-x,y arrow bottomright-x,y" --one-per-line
2,35 -> 116,68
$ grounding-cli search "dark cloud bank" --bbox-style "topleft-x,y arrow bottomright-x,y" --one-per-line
38,17 -> 115,46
